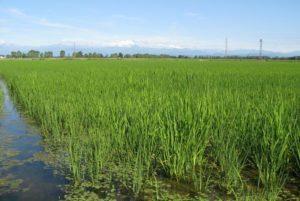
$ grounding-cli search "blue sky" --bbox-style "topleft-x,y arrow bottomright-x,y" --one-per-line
0,0 -> 300,52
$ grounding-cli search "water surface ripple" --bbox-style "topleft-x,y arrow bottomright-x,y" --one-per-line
0,80 -> 66,201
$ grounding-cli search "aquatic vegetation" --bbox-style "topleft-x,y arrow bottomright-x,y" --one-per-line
0,59 -> 299,200
0,80 -> 66,200
0,175 -> 24,194
0,89 -> 2,111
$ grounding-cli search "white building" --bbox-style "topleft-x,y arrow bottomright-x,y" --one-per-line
0,55 -> 5,59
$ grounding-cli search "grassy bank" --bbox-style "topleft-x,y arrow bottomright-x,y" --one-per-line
0,59 -> 299,200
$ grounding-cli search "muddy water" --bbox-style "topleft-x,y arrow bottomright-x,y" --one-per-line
0,80 -> 66,201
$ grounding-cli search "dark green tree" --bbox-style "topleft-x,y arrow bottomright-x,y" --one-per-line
110,53 -> 118,58
76,51 -> 83,58
10,51 -> 17,58
44,51 -> 53,58
118,52 -> 123,58
60,50 -> 66,58
27,50 -> 40,58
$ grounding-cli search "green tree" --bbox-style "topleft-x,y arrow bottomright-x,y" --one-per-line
60,50 -> 66,58
72,51 -> 83,58
124,54 -> 132,58
27,50 -> 40,58
110,53 -> 118,58
16,51 -> 22,58
77,51 -> 83,58
44,51 -> 53,58
10,51 -> 17,58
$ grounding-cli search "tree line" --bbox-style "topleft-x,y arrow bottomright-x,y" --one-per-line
7,50 -> 187,59
8,50 -> 56,58
5,50 -> 300,60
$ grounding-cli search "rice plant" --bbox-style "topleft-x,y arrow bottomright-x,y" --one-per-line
0,59 -> 299,200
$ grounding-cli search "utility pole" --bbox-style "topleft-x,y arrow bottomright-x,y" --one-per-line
259,39 -> 263,59
225,38 -> 228,58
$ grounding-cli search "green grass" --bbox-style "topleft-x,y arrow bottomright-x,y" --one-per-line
0,59 -> 299,200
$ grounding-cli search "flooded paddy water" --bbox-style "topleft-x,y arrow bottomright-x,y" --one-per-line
0,80 -> 67,201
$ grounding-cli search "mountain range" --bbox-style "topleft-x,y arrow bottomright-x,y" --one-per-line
1,43 -> 300,57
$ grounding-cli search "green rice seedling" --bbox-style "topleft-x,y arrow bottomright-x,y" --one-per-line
0,59 -> 299,200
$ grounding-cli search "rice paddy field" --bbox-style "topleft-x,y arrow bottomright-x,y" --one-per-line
0,59 -> 299,200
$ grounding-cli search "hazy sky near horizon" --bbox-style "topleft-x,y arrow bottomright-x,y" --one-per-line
0,0 -> 300,52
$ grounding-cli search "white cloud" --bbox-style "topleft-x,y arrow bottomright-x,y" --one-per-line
97,36 -> 205,49
60,39 -> 136,48
134,37 -> 183,49
36,18 -> 75,29
5,8 -> 76,30
6,8 -> 28,18
0,9 -> 264,51
107,40 -> 136,47
58,37 -> 189,49
3,8 -> 187,49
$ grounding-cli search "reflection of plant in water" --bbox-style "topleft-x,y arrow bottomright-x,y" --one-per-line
33,143 -> 68,173
0,175 -> 25,195
0,145 -> 35,195
0,148 -> 22,195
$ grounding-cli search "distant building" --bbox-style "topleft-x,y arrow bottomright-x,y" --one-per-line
0,55 -> 6,59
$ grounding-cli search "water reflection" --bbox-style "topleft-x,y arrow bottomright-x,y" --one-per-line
0,80 -> 66,201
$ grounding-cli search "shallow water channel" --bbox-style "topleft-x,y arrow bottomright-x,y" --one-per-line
0,80 -> 66,201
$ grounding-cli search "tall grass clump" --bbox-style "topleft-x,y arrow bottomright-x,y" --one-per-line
0,59 -> 299,200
